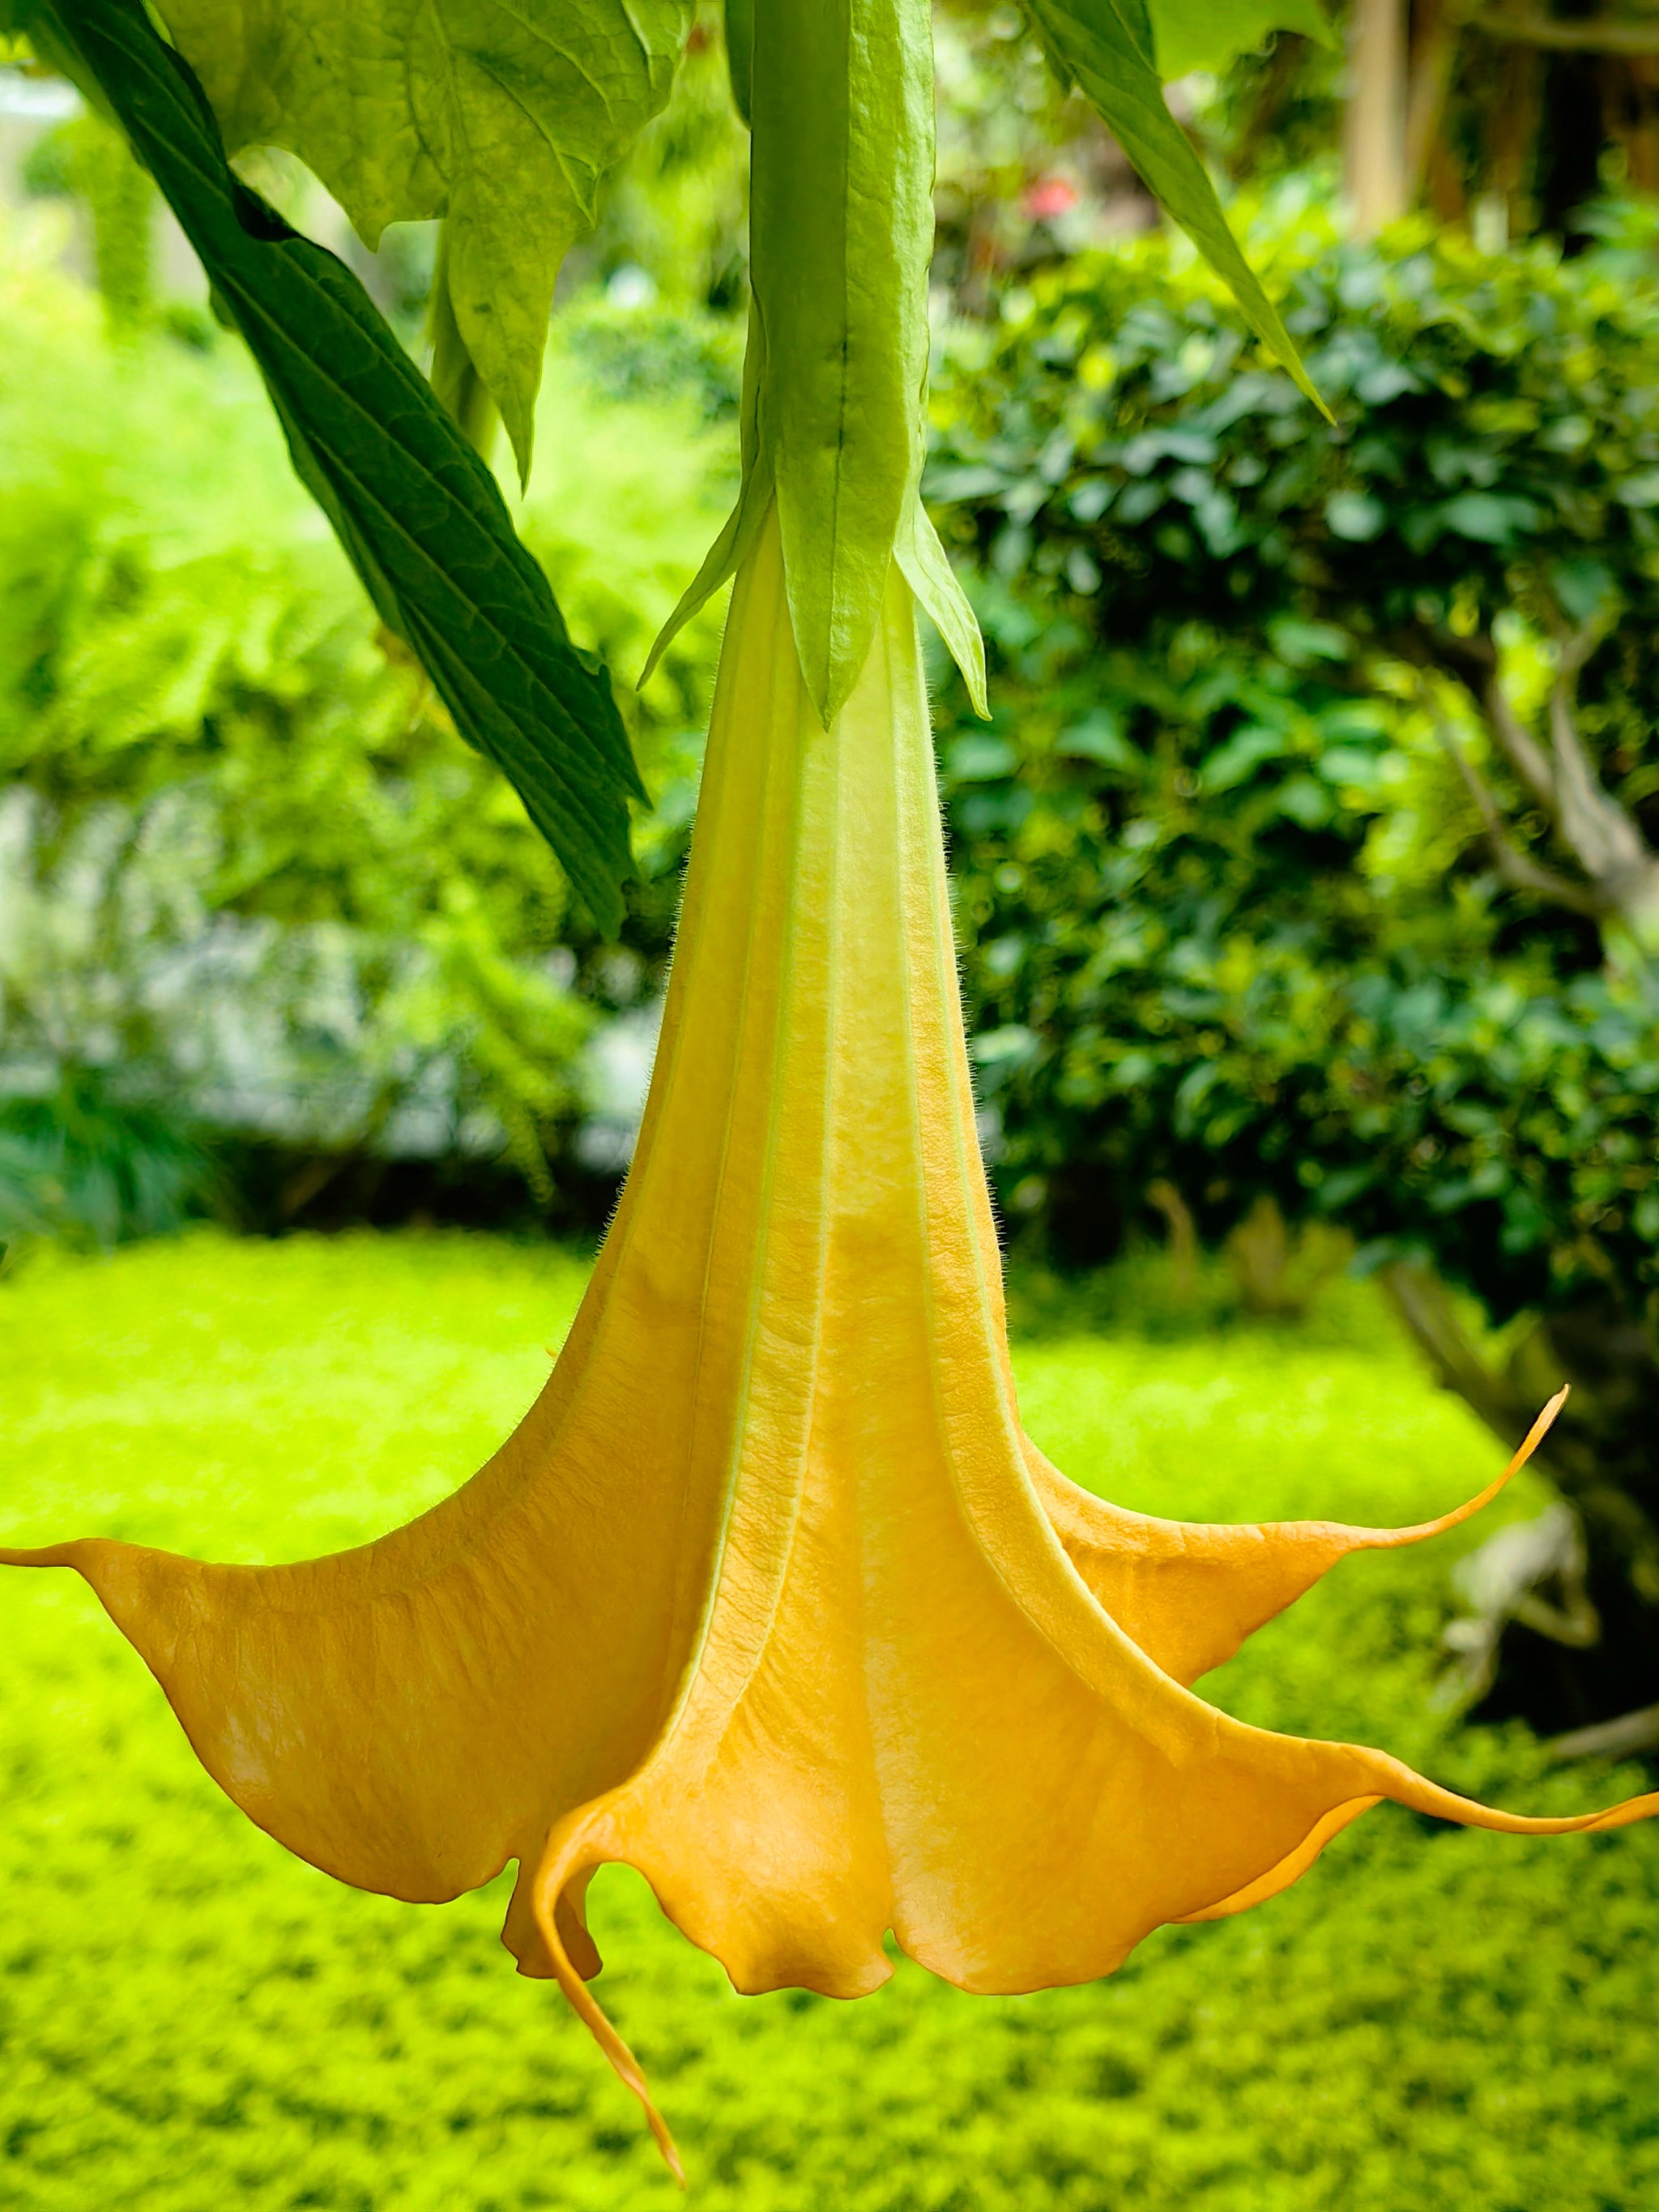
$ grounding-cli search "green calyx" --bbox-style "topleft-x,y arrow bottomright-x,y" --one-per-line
646,0 -> 989,727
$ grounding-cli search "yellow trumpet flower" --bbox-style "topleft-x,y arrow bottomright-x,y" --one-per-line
6,512 -> 1654,2178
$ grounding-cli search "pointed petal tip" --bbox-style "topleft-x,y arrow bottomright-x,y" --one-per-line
1368,1750 -> 1659,1839
1180,1713 -> 1659,1929
531,1815 -> 685,2182
1357,1386 -> 1571,1553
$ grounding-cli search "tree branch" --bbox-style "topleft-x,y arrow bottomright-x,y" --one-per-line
1549,1702 -> 1659,1761
1431,711 -> 1605,917
1416,628 -> 1559,805
1382,1262 -> 1539,1444
1535,621 -> 1659,945
1480,670 -> 1559,809
1469,6 -> 1659,54
1552,614 -> 1606,681
1409,627 -> 1659,944
1546,679 -> 1653,882
1405,0 -> 1461,193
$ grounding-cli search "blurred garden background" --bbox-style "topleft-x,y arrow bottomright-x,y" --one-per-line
3,2 -> 1659,2205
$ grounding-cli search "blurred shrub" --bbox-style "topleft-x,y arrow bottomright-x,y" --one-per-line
0,1067 -> 216,1249
21,105 -> 156,331
928,198 -> 1659,1297
580,4 -> 750,314
561,293 -> 743,421
0,202 -> 735,1242
929,594 -> 1659,1326
932,193 -> 1659,682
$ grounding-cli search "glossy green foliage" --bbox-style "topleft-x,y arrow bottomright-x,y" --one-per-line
156,0 -> 693,476
945,703 -> 1659,1319
0,212 -> 732,1236
925,209 -> 1659,1319
31,0 -> 646,937
4,1230 -> 1657,2209
931,207 -> 1659,718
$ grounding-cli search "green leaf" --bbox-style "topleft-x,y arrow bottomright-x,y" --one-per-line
41,0 -> 642,933
155,0 -> 694,481
1021,0 -> 1331,421
1325,489 -> 1385,540
1148,0 -> 1332,82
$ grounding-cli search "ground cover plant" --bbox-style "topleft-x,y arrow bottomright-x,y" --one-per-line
3,1232 -> 1657,2211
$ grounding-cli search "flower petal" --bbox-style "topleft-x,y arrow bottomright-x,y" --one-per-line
1026,1392 -> 1567,1685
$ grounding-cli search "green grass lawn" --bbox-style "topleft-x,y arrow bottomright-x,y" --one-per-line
3,1232 -> 1655,2211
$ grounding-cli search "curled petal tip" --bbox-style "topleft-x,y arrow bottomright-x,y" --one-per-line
663,2129 -> 689,2189
1442,1384 -> 1569,1516
1359,1388 -> 1576,1554
1534,1382 -> 1571,1434
531,1826 -> 684,2181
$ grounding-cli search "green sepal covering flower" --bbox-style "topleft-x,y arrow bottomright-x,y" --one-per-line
644,0 -> 988,726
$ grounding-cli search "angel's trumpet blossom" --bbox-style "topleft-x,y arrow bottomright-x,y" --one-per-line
6,512 -> 1655,2176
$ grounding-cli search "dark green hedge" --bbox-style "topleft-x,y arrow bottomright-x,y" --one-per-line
926,207 -> 1659,1326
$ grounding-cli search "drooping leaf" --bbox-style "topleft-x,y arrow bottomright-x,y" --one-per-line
153,0 -> 695,480
1022,0 -> 1331,418
1149,0 -> 1333,81
35,0 -> 642,933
